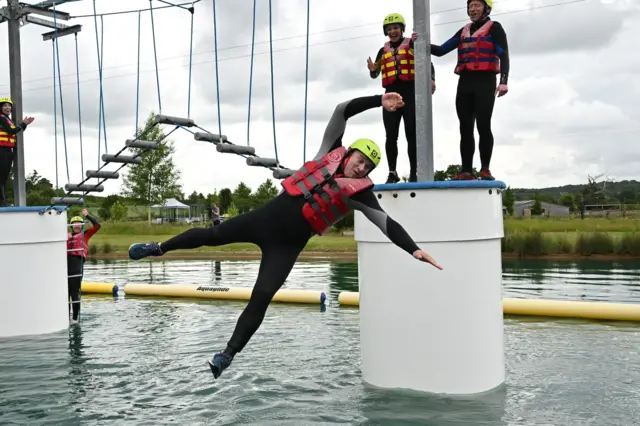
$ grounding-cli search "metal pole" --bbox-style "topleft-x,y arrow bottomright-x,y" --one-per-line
413,0 -> 434,181
7,0 -> 26,206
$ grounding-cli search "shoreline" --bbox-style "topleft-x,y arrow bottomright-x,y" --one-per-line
88,251 -> 640,262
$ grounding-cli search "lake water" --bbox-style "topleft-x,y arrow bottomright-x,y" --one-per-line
1,259 -> 639,425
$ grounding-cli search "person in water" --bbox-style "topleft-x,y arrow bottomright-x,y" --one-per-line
66,208 -> 101,323
367,13 -> 436,184
127,92 -> 443,380
427,0 -> 509,181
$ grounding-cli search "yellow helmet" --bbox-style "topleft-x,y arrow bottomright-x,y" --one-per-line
467,0 -> 493,11
0,97 -> 12,106
70,216 -> 84,224
382,13 -> 406,35
349,138 -> 381,168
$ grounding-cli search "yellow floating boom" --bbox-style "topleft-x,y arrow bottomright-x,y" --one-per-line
337,291 -> 640,322
81,282 -> 326,305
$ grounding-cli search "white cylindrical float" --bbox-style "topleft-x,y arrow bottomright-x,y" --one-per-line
0,206 -> 69,338
354,180 -> 506,395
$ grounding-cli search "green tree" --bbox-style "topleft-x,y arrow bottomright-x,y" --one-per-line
559,193 -> 576,213
502,186 -> 515,216
120,112 -> 182,222
24,170 -> 57,206
110,200 -> 128,221
434,164 -> 479,181
253,178 -> 279,207
232,182 -> 253,213
226,202 -> 239,218
218,188 -> 232,213
530,198 -> 544,216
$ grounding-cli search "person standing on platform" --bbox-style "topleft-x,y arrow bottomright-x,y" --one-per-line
66,208 -> 101,323
427,0 -> 509,181
367,13 -> 436,184
0,97 -> 34,206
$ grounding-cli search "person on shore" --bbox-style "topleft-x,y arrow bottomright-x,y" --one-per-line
367,13 -> 436,184
0,97 -> 34,206
427,0 -> 509,181
127,91 -> 443,380
67,208 -> 101,323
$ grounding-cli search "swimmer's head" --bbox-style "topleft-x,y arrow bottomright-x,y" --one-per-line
69,216 -> 84,233
467,0 -> 492,21
382,13 -> 405,42
344,138 -> 381,179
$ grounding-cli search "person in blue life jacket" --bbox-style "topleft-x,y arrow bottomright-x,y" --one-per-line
422,0 -> 510,181
127,91 -> 444,380
367,13 -> 437,184
0,97 -> 35,206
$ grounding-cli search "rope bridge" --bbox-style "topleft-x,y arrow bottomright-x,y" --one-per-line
42,0 -> 312,213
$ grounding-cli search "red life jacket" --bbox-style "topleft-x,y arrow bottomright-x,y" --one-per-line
281,147 -> 374,235
67,232 -> 88,259
454,20 -> 500,75
0,115 -> 17,148
380,37 -> 415,87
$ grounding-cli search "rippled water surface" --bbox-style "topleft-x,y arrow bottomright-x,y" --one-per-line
1,259 -> 640,425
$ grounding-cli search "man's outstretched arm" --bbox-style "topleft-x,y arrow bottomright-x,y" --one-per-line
348,190 -> 420,256
313,95 -> 383,161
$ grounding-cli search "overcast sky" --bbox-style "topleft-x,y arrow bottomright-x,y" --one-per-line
0,0 -> 638,198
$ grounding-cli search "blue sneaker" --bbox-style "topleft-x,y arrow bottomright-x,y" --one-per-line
207,352 -> 233,379
128,242 -> 163,260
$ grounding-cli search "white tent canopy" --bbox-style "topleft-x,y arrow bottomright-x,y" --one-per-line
151,198 -> 190,209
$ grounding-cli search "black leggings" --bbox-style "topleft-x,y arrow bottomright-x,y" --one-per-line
455,73 -> 497,173
160,196 -> 311,354
67,255 -> 84,321
0,147 -> 14,204
383,88 -> 416,175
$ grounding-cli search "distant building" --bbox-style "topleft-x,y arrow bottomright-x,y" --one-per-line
506,200 -> 570,217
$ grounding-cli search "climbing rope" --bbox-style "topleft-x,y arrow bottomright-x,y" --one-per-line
74,33 -> 85,180
93,1 -> 107,166
135,10 -> 142,139
52,40 -> 58,189
303,0 -> 310,162
268,0 -> 278,163
53,6 -> 70,186
247,0 -> 256,146
149,0 -> 163,113
212,0 -> 222,137
187,3 -> 195,118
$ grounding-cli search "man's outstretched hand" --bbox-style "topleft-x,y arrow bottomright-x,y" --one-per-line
413,249 -> 443,270
382,92 -> 404,112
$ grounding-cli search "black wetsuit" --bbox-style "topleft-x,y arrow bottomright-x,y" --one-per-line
0,113 -> 27,206
158,95 -> 421,355
67,215 -> 101,321
370,39 -> 436,182
430,18 -> 509,175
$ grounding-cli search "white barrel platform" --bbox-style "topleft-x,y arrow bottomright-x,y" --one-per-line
354,180 -> 507,395
0,206 -> 69,338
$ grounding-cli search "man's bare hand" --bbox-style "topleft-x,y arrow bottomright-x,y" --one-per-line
382,92 -> 404,112
413,249 -> 443,270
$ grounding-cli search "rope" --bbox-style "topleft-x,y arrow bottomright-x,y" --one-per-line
135,10 -> 141,139
74,33 -> 84,180
247,0 -> 256,146
93,0 -> 104,167
187,3 -> 195,118
53,6 -> 70,185
52,40 -> 58,189
212,0 -> 222,137
268,0 -> 278,163
99,16 -> 108,154
149,0 -> 163,113
303,0 -> 310,162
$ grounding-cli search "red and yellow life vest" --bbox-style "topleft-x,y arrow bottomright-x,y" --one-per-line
380,37 -> 415,87
282,147 -> 374,235
67,232 -> 88,259
0,115 -> 17,148
454,20 -> 500,75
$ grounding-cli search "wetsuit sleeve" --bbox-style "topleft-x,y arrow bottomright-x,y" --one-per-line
313,95 -> 383,161
369,47 -> 384,79
0,116 -> 27,135
430,28 -> 462,57
490,22 -> 510,85
348,190 -> 420,256
83,214 -> 101,242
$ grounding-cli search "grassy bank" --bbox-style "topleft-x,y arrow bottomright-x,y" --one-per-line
87,218 -> 640,260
